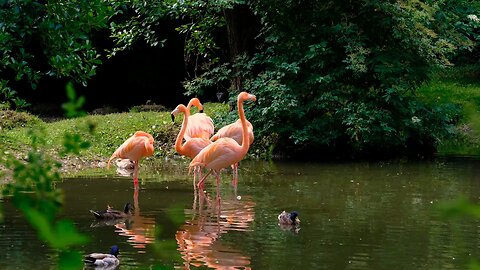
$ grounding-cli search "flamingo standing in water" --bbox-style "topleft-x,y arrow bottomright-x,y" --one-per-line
108,131 -> 154,186
185,98 -> 214,141
210,118 -> 254,182
189,92 -> 256,195
171,103 -> 212,187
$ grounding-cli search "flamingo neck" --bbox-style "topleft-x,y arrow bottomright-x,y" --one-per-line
237,97 -> 249,155
175,106 -> 189,154
187,99 -> 194,110
187,99 -> 200,112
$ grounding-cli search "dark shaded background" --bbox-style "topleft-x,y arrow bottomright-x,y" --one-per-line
20,20 -> 204,116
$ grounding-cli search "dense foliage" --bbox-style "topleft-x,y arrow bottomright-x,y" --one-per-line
0,0 -> 116,109
170,0 -> 480,158
1,0 -> 480,157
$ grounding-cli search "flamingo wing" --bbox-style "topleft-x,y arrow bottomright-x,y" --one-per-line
190,138 -> 243,171
181,138 -> 212,159
108,132 -> 154,167
185,113 -> 214,140
211,119 -> 254,145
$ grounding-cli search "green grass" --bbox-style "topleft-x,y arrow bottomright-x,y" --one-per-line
0,102 -> 230,163
417,65 -> 480,157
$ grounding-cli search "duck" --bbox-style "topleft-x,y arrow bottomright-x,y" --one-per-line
278,210 -> 300,226
90,203 -> 133,219
84,245 -> 120,269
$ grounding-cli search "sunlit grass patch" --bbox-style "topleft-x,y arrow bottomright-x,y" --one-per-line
417,65 -> 480,157
0,102 -> 230,162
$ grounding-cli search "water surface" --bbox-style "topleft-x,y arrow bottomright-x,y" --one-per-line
1,158 -> 480,269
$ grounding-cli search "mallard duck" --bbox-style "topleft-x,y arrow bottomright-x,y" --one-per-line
90,203 -> 133,219
84,245 -> 120,268
278,210 -> 300,226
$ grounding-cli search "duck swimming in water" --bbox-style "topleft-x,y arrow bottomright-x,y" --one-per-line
278,210 -> 301,233
84,245 -> 120,269
90,203 -> 133,219
278,210 -> 300,225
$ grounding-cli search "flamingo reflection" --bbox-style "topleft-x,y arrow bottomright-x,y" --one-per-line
113,186 -> 156,251
176,188 -> 255,269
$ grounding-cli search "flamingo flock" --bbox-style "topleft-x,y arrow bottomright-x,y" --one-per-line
87,91 -> 299,266
108,91 -> 256,193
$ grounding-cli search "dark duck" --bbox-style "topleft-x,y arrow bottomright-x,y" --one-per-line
90,203 -> 133,219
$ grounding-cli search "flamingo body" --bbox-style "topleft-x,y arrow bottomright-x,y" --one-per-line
185,113 -> 214,140
189,92 -> 256,190
180,138 -> 212,159
172,103 -> 213,159
172,103 -> 212,187
190,137 -> 244,171
211,119 -> 254,146
107,131 -> 154,185
185,98 -> 214,140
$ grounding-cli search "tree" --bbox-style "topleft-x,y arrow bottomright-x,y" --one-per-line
0,0 -> 117,109
170,0 -> 478,157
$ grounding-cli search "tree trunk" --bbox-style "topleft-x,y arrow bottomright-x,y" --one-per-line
223,5 -> 259,93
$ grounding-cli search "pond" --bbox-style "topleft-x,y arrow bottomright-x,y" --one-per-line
1,158 -> 480,269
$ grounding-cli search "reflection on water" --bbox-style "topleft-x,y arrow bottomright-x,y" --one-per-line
114,186 -> 156,251
2,159 -> 480,269
85,185 -> 157,253
176,188 -> 255,269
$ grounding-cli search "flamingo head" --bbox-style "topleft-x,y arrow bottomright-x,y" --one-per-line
187,98 -> 203,113
238,92 -> 256,102
171,104 -> 187,122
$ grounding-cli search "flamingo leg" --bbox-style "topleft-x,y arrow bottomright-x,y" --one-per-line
231,163 -> 238,187
234,163 -> 238,179
192,186 -> 198,213
193,166 -> 197,190
134,184 -> 140,211
197,169 -> 212,189
133,161 -> 139,186
213,170 -> 221,203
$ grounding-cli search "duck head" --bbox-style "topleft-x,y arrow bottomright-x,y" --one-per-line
123,203 -> 134,214
290,211 -> 300,224
110,245 -> 120,257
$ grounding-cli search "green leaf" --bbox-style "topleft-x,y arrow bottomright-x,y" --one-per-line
58,250 -> 84,270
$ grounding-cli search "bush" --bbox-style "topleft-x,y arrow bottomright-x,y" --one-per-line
0,110 -> 43,131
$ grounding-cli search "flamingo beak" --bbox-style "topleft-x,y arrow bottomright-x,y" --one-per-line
171,113 -> 175,122
199,109 -> 204,113
249,94 -> 257,102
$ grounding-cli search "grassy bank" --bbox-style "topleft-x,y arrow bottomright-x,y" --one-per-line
1,65 -> 479,177
0,103 -> 230,177
417,65 -> 480,157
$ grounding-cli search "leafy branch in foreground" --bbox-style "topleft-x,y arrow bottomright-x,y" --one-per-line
1,127 -> 88,270
0,84 -> 93,269
437,196 -> 480,270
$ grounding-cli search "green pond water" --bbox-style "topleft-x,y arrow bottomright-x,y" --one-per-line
1,158 -> 480,269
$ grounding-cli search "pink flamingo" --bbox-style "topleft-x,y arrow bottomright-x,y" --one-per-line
189,92 -> 256,195
185,98 -> 214,140
210,118 -> 254,181
107,131 -> 154,186
171,103 -> 212,187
